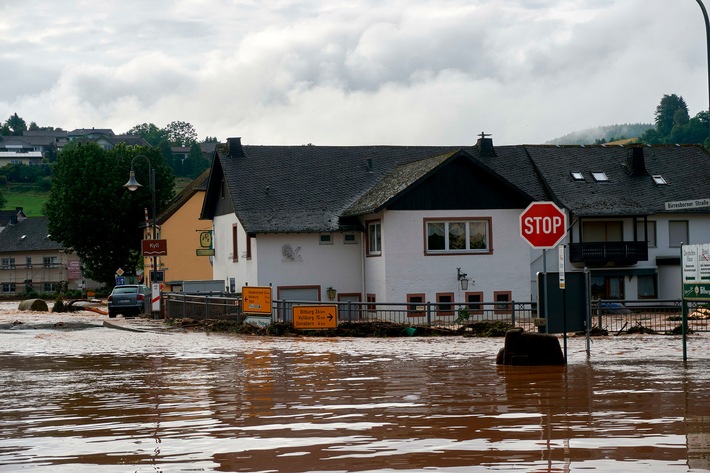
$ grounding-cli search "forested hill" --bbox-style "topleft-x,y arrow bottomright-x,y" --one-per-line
547,123 -> 652,145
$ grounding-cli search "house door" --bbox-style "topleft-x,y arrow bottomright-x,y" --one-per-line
337,294 -> 361,321
277,286 -> 319,322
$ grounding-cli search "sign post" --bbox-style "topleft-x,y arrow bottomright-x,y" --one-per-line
520,202 -> 568,333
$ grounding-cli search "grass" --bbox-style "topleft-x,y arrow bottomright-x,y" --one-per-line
2,184 -> 49,216
1,177 -> 194,217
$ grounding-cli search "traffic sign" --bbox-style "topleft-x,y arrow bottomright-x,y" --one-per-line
242,286 -> 272,314
293,305 -> 338,329
519,202 -> 567,249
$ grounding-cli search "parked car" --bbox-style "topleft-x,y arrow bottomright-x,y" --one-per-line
107,285 -> 151,318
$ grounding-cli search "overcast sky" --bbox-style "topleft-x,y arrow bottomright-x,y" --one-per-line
1,0 -> 707,145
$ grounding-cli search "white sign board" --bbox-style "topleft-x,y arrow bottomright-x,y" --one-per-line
665,199 -> 710,211
151,283 -> 161,312
558,245 -> 566,289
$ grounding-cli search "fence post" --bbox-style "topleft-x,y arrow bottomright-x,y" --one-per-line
347,300 -> 352,323
596,299 -> 602,328
511,301 -> 516,327
182,293 -> 186,318
426,301 -> 432,326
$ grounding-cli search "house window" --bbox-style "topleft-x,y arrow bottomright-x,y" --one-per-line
367,293 -> 377,313
592,172 -> 609,182
26,257 -> 32,269
220,179 -> 225,199
232,224 -> 238,262
2,283 -> 16,293
436,293 -> 455,316
591,276 -> 625,300
43,257 -> 57,268
1,258 -> 16,269
571,172 -> 585,181
319,233 -> 333,245
494,291 -> 511,314
636,221 -> 657,248
44,283 -> 57,292
669,220 -> 689,247
425,218 -> 491,254
583,221 -> 622,241
407,293 -> 425,317
246,234 -> 252,260
367,221 -> 382,256
652,175 -> 668,185
637,275 -> 657,299
343,233 -> 357,244
465,291 -> 484,315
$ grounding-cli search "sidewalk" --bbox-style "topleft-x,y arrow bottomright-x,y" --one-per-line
103,316 -> 177,333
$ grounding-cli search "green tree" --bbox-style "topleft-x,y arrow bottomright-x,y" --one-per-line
45,142 -> 174,287
655,94 -> 688,136
3,113 -> 28,136
164,120 -> 197,146
125,123 -> 167,147
183,142 -> 209,178
0,189 -> 6,209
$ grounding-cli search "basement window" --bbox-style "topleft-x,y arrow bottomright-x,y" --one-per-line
652,175 -> 668,185
571,171 -> 585,181
592,172 -> 609,182
319,233 -> 333,245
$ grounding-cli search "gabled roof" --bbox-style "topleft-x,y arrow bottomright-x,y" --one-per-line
0,208 -> 27,228
526,144 -> 710,217
0,217 -> 63,253
201,138 -> 546,233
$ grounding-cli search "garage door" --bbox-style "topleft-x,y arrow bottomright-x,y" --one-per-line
277,287 -> 319,322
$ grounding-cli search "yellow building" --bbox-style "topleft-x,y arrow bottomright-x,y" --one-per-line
155,170 -> 213,289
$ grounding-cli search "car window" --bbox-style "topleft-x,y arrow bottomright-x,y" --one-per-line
113,287 -> 138,294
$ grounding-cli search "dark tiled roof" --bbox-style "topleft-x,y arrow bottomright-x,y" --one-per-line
526,144 -> 710,216
206,139 -> 546,233
0,217 -> 63,252
0,208 -> 27,228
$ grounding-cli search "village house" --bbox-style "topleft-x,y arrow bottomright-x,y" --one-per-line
198,135 -> 710,320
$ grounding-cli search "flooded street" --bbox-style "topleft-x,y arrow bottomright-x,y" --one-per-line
2,303 -> 710,472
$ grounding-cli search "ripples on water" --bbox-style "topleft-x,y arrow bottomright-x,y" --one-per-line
1,323 -> 710,472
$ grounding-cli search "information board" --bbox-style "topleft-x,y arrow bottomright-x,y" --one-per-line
242,286 -> 273,314
682,244 -> 710,301
293,305 -> 338,330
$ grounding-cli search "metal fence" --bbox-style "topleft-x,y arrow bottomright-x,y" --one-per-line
163,292 -> 710,334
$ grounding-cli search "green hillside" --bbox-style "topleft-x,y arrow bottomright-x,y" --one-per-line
2,184 -> 49,216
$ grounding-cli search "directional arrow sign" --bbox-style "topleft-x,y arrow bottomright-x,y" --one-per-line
293,305 -> 338,329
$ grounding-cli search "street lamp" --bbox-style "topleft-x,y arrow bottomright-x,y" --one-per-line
123,155 -> 157,292
697,0 -> 710,140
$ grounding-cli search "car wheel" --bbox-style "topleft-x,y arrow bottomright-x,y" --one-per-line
108,310 -> 117,318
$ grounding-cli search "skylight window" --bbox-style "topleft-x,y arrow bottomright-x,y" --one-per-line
592,172 -> 609,182
571,172 -> 585,181
652,175 -> 668,185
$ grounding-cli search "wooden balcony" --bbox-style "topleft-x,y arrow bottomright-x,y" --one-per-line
568,241 -> 648,265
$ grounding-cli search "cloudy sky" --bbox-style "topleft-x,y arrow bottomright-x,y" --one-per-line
1,0 -> 707,145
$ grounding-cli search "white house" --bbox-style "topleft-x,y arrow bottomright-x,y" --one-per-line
200,135 -> 710,319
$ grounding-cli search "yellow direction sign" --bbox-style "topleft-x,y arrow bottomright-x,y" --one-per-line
293,305 -> 338,330
242,286 -> 272,314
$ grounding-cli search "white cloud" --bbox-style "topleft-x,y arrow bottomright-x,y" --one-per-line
0,0 -> 707,144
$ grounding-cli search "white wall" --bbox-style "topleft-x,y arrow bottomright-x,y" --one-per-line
369,209 -> 532,304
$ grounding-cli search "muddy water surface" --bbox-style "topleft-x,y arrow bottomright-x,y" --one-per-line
1,304 -> 710,472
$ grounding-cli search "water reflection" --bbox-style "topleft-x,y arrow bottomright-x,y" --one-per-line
1,327 -> 709,472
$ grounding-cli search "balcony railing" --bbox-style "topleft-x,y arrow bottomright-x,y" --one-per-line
569,241 -> 648,265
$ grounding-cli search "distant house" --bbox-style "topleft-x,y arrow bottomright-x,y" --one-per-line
0,216 -> 100,294
0,207 -> 27,232
0,137 -> 44,166
199,135 -> 710,316
154,169 -> 213,289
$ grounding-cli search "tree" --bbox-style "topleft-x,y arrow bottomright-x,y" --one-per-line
655,94 -> 688,136
183,142 -> 209,178
125,123 -> 167,147
2,113 -> 28,136
45,142 -> 174,287
0,189 -> 5,209
164,120 -> 197,146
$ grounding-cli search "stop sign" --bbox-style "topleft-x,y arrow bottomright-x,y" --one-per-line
519,202 -> 567,249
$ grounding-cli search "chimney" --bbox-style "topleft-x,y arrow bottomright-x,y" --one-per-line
475,132 -> 496,157
227,137 -> 244,158
626,145 -> 647,176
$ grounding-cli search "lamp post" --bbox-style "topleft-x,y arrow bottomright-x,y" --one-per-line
697,0 -> 710,140
123,155 -> 157,293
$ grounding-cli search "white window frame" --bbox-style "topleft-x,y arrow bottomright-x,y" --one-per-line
367,221 -> 382,256
1,258 -> 16,269
425,218 -> 491,254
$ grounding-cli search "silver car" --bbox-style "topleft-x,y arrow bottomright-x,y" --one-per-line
107,285 -> 151,318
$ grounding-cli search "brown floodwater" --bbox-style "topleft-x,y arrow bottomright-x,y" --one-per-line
1,304 -> 710,472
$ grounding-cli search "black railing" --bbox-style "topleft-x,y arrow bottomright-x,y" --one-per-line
569,241 -> 648,265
